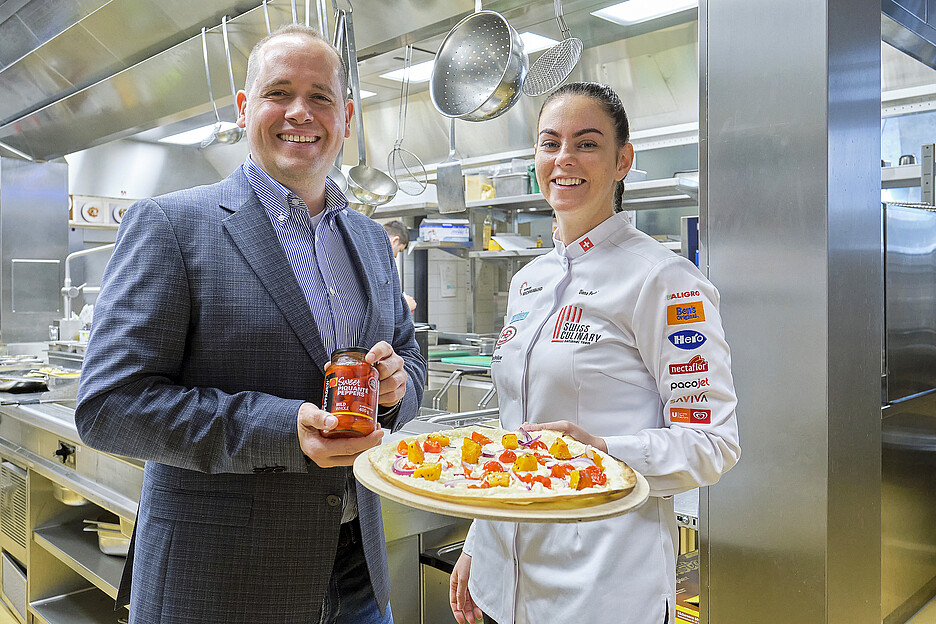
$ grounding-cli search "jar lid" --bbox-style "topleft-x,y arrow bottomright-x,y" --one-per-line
331,346 -> 369,358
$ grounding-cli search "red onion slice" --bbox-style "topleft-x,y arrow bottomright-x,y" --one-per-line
443,478 -> 477,488
392,456 -> 416,476
509,470 -> 532,491
517,434 -> 542,448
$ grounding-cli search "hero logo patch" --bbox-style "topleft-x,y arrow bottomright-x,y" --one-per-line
551,305 -> 601,344
519,282 -> 543,296
580,237 -> 594,252
670,407 -> 712,424
496,325 -> 517,346
668,330 -> 706,350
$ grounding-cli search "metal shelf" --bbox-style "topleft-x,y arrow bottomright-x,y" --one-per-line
370,202 -> 438,219
882,163 -> 922,189
30,587 -> 124,624
466,248 -> 551,259
33,522 -> 123,599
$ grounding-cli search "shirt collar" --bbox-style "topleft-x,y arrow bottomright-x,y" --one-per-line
242,155 -> 349,225
553,211 -> 630,260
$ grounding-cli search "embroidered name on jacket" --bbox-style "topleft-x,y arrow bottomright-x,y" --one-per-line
552,306 -> 601,344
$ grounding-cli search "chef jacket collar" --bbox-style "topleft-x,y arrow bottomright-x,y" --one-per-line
552,211 -> 631,260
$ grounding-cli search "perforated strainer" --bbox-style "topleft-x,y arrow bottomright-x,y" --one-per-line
430,1 -> 528,121
387,45 -> 428,195
522,0 -> 583,97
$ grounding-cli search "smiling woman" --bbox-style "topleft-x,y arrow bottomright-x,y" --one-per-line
448,82 -> 740,624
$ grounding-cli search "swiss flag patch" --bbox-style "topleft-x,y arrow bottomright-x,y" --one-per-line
580,238 -> 594,252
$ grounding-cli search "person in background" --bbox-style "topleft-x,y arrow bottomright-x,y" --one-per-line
75,24 -> 425,624
382,220 -> 418,314
449,82 -> 741,624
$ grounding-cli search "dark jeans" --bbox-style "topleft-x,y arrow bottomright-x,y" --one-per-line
319,519 -> 392,624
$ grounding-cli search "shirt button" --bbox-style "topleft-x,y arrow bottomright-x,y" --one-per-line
326,495 -> 341,507
329,287 -> 336,295
290,198 -> 300,206
278,215 -> 287,223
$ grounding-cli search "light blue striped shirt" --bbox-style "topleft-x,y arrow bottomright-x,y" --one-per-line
243,156 -> 367,523
243,156 -> 367,369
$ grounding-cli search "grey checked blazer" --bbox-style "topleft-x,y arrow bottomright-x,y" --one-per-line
75,168 -> 426,624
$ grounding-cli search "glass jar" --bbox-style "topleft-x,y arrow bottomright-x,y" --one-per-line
321,347 -> 379,438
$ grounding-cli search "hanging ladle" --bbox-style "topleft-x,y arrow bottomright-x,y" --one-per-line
219,16 -> 244,144
199,27 -> 223,148
328,6 -> 348,191
342,3 -> 397,206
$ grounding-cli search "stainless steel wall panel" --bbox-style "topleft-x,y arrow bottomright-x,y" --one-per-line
0,56 -> 71,122
701,0 -> 882,622
15,0 -> 84,45
32,25 -> 123,88
0,16 -> 41,69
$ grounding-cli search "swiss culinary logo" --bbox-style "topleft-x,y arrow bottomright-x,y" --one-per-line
670,407 -> 712,424
510,311 -> 530,323
496,325 -> 517,346
519,282 -> 543,296
669,355 -> 708,375
551,305 -> 601,344
666,301 -> 705,325
668,330 -> 706,350
669,392 -> 709,404
670,378 -> 710,391
666,290 -> 701,301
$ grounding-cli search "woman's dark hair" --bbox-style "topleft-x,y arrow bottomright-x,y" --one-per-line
537,82 -> 631,212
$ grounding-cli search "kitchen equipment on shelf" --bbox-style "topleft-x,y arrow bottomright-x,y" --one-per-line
52,484 -> 87,506
430,0 -> 528,121
83,520 -> 130,556
219,16 -> 245,144
436,119 -> 467,214
387,45 -> 428,196
342,5 -> 398,206
199,25 -> 242,148
521,0 -> 583,96
328,7 -> 348,191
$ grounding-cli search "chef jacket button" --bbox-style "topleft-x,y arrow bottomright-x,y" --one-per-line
326,494 -> 341,507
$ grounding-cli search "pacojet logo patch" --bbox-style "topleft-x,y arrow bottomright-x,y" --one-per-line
668,330 -> 706,350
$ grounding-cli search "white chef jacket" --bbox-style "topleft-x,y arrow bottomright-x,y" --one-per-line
463,212 -> 740,624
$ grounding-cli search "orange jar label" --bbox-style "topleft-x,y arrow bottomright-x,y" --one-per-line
322,354 -> 378,438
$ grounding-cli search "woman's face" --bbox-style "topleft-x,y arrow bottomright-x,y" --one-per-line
534,94 -> 633,221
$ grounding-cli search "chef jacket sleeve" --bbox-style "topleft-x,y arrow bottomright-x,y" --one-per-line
604,255 -> 740,497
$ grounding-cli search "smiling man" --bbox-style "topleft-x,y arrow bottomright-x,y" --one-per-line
76,24 -> 424,624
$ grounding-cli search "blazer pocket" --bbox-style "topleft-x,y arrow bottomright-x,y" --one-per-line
149,486 -> 252,526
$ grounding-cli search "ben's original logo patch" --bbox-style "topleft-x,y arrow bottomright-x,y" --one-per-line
496,326 -> 517,346
666,291 -> 700,301
667,301 -> 705,325
669,355 -> 708,375
519,282 -> 543,296
551,306 -> 601,345
668,330 -> 707,350
670,407 -> 712,424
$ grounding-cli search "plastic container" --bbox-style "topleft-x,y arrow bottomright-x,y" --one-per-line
321,347 -> 379,438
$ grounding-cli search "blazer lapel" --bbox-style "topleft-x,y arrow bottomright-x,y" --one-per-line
335,210 -> 381,349
220,174 -> 331,368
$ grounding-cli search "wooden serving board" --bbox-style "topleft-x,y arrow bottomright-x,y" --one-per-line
353,449 -> 650,523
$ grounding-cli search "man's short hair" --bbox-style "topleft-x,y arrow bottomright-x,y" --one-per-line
244,24 -> 348,98
382,220 -> 409,246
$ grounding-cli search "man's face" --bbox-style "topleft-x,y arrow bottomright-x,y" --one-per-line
389,236 -> 405,258
236,35 -> 351,189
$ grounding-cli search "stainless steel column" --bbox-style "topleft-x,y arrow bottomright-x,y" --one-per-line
700,0 -> 882,622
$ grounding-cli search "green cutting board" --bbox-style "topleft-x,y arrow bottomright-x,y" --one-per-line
428,348 -> 474,360
439,356 -> 493,368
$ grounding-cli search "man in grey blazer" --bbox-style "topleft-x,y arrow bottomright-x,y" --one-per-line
76,24 -> 425,624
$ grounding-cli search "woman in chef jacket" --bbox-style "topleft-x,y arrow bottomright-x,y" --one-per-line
449,82 -> 741,624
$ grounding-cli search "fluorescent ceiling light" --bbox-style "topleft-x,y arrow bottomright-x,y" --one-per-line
159,122 -> 239,146
359,89 -> 377,98
591,0 -> 696,26
380,59 -> 436,83
519,32 -> 559,54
